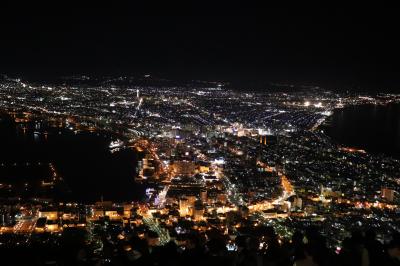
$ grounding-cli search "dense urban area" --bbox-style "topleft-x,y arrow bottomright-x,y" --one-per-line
0,74 -> 400,265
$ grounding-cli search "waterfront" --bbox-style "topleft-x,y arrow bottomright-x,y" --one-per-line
0,114 -> 144,202
1,78 -> 400,264
324,103 -> 400,158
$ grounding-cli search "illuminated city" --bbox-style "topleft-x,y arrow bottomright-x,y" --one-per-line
0,74 -> 399,265
1,4 -> 400,266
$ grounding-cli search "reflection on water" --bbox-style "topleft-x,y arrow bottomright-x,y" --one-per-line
0,114 -> 145,202
324,103 -> 400,158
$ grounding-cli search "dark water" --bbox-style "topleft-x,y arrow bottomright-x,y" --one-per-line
0,114 -> 145,202
324,103 -> 400,158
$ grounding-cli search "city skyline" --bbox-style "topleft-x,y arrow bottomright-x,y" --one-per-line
1,4 -> 400,266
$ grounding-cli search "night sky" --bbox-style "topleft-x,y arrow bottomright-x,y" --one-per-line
1,4 -> 400,90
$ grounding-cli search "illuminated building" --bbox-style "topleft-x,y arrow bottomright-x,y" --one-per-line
198,164 -> 210,173
200,189 -> 207,203
179,197 -> 189,217
39,210 -> 58,220
217,193 -> 227,204
105,210 -> 123,221
137,156 -> 157,180
123,204 -> 134,218
45,221 -> 59,232
294,197 -> 303,209
237,129 -> 246,137
193,200 -> 204,221
178,195 -> 198,217
171,160 -> 196,175
381,188 -> 395,202
187,195 -> 197,206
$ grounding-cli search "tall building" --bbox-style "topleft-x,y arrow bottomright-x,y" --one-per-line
200,189 -> 207,203
193,200 -> 204,221
179,197 -> 189,217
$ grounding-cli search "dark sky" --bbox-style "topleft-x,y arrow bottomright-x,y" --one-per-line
1,3 -> 400,90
